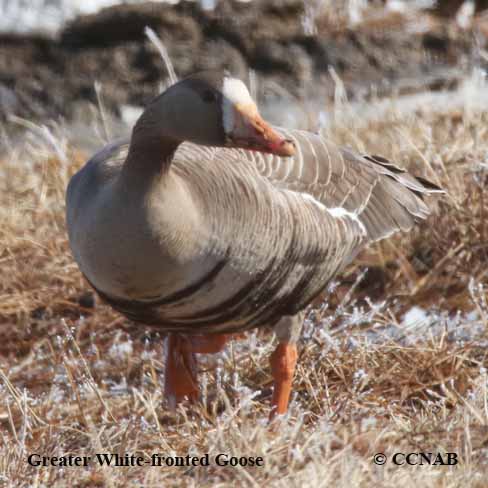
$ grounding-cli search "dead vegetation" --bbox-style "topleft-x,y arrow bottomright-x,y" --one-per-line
1,85 -> 488,487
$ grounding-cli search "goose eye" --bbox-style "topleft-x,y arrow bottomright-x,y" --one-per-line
202,90 -> 217,103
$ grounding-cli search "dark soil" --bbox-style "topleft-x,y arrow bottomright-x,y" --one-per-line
0,0 -> 481,122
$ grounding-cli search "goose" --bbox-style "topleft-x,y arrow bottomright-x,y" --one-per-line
66,72 -> 443,418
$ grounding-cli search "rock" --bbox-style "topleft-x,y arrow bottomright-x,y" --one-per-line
0,0 -> 477,122
61,2 -> 202,47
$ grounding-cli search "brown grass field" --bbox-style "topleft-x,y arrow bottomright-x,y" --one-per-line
1,78 -> 488,487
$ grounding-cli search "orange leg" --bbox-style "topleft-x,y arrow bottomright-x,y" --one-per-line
164,333 -> 199,408
269,342 -> 298,420
190,333 -> 231,354
164,332 -> 245,408
164,332 -> 247,409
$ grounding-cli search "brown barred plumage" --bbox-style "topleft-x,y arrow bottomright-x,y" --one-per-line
68,129 -> 441,334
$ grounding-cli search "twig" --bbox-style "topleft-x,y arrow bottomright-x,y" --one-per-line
144,26 -> 177,85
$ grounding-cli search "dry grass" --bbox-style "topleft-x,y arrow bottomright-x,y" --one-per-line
1,86 -> 488,487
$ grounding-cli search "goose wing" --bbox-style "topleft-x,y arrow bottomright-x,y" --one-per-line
246,128 -> 443,242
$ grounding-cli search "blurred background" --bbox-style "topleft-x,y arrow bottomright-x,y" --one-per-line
1,0 -> 488,149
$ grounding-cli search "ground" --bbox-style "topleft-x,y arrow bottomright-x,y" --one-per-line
1,2 -> 488,487
1,75 -> 488,486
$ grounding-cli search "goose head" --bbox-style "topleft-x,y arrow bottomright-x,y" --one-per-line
133,72 -> 295,158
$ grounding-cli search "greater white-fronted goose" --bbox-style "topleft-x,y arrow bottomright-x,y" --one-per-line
66,72 -> 443,418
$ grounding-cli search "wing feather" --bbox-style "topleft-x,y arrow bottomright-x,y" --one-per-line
241,128 -> 442,244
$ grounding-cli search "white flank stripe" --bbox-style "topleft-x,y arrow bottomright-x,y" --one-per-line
300,193 -> 367,235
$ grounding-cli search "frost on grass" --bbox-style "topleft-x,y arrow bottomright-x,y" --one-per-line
1,85 -> 488,486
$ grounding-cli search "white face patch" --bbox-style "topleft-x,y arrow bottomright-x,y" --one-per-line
222,77 -> 256,135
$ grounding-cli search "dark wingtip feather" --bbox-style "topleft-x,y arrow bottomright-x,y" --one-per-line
364,154 -> 406,174
364,154 -> 445,195
414,175 -> 445,193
